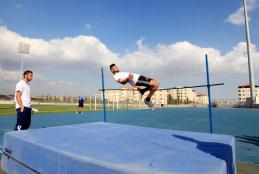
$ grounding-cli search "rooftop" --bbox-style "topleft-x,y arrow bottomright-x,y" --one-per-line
238,83 -> 259,88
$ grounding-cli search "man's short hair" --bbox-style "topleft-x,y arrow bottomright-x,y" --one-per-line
110,64 -> 116,70
23,70 -> 33,77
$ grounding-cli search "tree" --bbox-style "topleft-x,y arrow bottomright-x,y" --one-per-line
167,94 -> 173,104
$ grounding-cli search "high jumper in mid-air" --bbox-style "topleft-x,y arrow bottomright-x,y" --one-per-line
110,64 -> 159,108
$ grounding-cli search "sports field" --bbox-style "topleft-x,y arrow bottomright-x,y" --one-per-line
0,104 -> 101,116
0,103 -> 143,116
1,107 -> 259,173
1,107 -> 259,163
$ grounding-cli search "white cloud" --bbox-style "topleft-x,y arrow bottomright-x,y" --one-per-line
0,68 -> 20,81
15,4 -> 23,9
225,0 -> 257,25
136,37 -> 146,49
85,24 -> 92,31
0,26 -> 259,98
46,80 -> 76,86
0,67 -> 81,96
0,26 -> 118,72
118,39 -> 259,79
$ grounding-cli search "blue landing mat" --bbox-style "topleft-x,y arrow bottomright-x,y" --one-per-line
1,122 -> 236,174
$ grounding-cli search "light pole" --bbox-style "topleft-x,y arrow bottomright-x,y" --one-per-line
18,42 -> 30,80
107,99 -> 110,109
112,95 -> 115,110
139,94 -> 141,109
243,0 -> 255,107
117,95 -> 119,110
94,93 -> 101,111
89,96 -> 92,110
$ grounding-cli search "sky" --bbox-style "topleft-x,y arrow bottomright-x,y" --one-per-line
0,0 -> 259,101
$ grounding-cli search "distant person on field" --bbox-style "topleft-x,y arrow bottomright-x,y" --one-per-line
14,70 -> 33,131
77,96 -> 84,114
110,64 -> 159,108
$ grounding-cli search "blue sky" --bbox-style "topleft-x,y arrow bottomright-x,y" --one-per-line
0,0 -> 259,100
1,0 -> 258,53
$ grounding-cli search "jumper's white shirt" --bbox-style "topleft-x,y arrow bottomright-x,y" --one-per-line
114,72 -> 140,85
15,80 -> 32,109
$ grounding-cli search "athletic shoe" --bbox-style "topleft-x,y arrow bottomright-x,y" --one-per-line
144,98 -> 153,108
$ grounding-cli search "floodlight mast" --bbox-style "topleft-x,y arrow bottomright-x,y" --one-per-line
18,42 -> 30,80
243,0 -> 255,108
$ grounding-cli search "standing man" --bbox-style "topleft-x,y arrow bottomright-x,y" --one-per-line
77,96 -> 84,114
14,70 -> 33,131
109,64 -> 159,108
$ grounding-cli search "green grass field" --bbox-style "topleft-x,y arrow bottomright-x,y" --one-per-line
0,104 -> 103,116
0,103 -> 142,116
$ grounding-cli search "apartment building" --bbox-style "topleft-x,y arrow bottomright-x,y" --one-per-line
105,86 -> 208,105
104,87 -> 139,103
195,92 -> 209,105
238,84 -> 259,104
105,86 -> 168,105
168,88 -> 196,102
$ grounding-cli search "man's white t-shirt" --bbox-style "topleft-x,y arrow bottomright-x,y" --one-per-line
15,80 -> 32,109
114,72 -> 140,85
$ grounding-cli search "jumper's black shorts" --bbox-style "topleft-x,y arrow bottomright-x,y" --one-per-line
136,75 -> 153,87
15,107 -> 31,131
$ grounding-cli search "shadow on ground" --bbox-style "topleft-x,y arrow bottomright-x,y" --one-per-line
236,135 -> 259,147
173,135 -> 234,174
